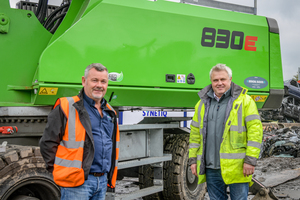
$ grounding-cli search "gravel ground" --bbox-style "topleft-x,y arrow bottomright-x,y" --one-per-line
116,157 -> 300,200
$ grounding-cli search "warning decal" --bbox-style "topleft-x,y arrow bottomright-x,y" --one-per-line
177,74 -> 186,83
251,95 -> 267,102
39,87 -> 58,95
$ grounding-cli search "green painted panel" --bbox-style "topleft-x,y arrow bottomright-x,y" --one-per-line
108,88 -> 268,109
0,0 -> 282,109
33,84 -> 199,107
0,1 -> 52,106
33,84 -> 82,105
269,32 -> 284,89
32,83 -> 268,109
39,0 -> 269,89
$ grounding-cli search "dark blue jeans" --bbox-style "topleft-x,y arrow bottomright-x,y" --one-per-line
206,168 -> 248,200
60,174 -> 107,200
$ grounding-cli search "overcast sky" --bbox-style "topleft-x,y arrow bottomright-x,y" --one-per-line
9,0 -> 299,80
256,0 -> 300,81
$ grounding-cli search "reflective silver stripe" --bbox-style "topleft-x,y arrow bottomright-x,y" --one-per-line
220,153 -> 246,159
58,97 -> 84,148
238,103 -> 243,133
116,141 -> 119,167
198,101 -> 204,135
54,157 -> 82,168
234,104 -> 238,109
191,120 -> 199,128
189,143 -> 200,149
197,101 -> 204,127
247,141 -> 261,149
66,97 -> 76,141
59,140 -> 84,149
230,125 -> 246,132
197,155 -> 201,161
245,114 -> 261,123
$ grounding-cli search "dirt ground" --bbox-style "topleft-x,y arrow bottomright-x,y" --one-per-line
115,157 -> 300,200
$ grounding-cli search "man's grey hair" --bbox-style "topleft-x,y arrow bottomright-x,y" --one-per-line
84,63 -> 108,78
209,64 -> 232,80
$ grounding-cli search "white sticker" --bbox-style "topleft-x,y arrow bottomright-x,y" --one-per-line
177,74 -> 186,83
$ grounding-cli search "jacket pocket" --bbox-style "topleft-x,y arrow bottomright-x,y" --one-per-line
230,130 -> 247,149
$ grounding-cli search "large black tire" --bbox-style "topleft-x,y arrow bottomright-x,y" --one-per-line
0,145 -> 60,200
139,134 -> 206,200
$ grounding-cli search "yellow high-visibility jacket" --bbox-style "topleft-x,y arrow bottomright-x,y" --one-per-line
189,82 -> 263,185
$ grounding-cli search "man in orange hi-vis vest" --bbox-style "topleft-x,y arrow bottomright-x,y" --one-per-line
40,63 -> 120,200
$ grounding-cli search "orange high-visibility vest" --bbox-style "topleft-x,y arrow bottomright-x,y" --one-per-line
105,103 -> 119,189
52,96 -> 86,187
52,95 -> 119,188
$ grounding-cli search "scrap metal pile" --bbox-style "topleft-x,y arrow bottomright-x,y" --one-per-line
259,109 -> 285,122
260,124 -> 300,158
259,88 -> 300,158
259,108 -> 300,123
260,82 -> 300,123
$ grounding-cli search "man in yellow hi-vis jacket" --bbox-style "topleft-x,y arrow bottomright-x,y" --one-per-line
189,64 -> 263,200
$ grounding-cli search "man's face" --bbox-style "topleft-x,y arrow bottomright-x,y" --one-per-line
211,70 -> 232,98
82,68 -> 108,102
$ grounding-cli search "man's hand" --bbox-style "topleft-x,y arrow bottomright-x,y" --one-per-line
191,164 -> 198,177
243,163 -> 255,177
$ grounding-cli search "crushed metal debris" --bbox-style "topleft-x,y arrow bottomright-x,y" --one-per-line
261,124 -> 300,158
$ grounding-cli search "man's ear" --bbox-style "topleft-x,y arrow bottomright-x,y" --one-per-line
82,76 -> 86,86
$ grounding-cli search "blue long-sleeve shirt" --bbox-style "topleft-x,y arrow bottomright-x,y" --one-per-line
83,92 -> 114,173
